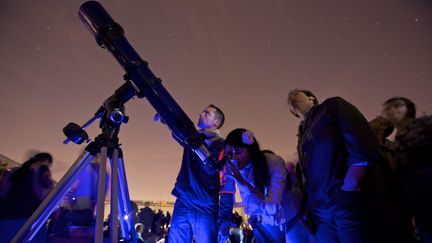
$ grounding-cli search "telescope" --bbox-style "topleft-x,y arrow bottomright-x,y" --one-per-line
78,0 -> 213,163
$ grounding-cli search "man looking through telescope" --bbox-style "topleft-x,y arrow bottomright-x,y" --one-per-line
166,104 -> 234,243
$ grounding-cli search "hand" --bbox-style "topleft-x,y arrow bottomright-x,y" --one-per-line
340,183 -> 361,192
341,165 -> 366,192
226,159 -> 245,184
370,116 -> 394,141
153,113 -> 166,124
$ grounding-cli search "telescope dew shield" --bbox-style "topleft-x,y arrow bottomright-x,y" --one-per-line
79,1 -> 211,160
78,1 -> 124,48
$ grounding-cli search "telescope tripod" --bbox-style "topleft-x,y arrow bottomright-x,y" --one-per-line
12,132 -> 137,243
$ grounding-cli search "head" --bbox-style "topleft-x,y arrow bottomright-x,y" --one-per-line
11,152 -> 53,182
197,104 -> 225,130
287,89 -> 318,119
225,129 -> 259,169
135,223 -> 144,233
32,152 -> 53,167
382,97 -> 416,124
225,128 -> 269,192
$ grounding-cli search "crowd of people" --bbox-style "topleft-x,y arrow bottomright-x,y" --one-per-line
166,93 -> 431,243
135,202 -> 171,242
0,90 -> 431,243
285,91 -> 432,243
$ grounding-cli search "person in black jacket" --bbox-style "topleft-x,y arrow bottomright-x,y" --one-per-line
377,96 -> 432,242
167,104 -> 234,243
287,89 -> 389,243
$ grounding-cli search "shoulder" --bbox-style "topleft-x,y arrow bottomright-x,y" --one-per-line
304,97 -> 348,118
321,96 -> 349,107
410,116 -> 432,130
263,154 -> 287,186
208,137 -> 225,152
320,97 -> 362,116
265,153 -> 284,163
400,116 -> 432,145
212,136 -> 225,146
264,153 -> 286,172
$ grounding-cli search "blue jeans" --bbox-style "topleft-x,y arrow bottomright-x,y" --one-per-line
253,221 -> 285,243
168,199 -> 217,243
309,190 -> 372,243
285,221 -> 313,243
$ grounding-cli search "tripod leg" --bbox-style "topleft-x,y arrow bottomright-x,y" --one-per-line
110,148 -> 120,243
117,150 -> 137,242
95,146 -> 108,243
11,151 -> 95,243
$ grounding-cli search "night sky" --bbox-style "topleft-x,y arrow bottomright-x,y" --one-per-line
1,0 -> 431,201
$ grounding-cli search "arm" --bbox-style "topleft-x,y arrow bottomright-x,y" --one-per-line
218,193 -> 234,224
218,166 -> 235,224
217,166 -> 235,243
227,156 -> 287,216
331,97 -> 381,189
217,193 -> 234,243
